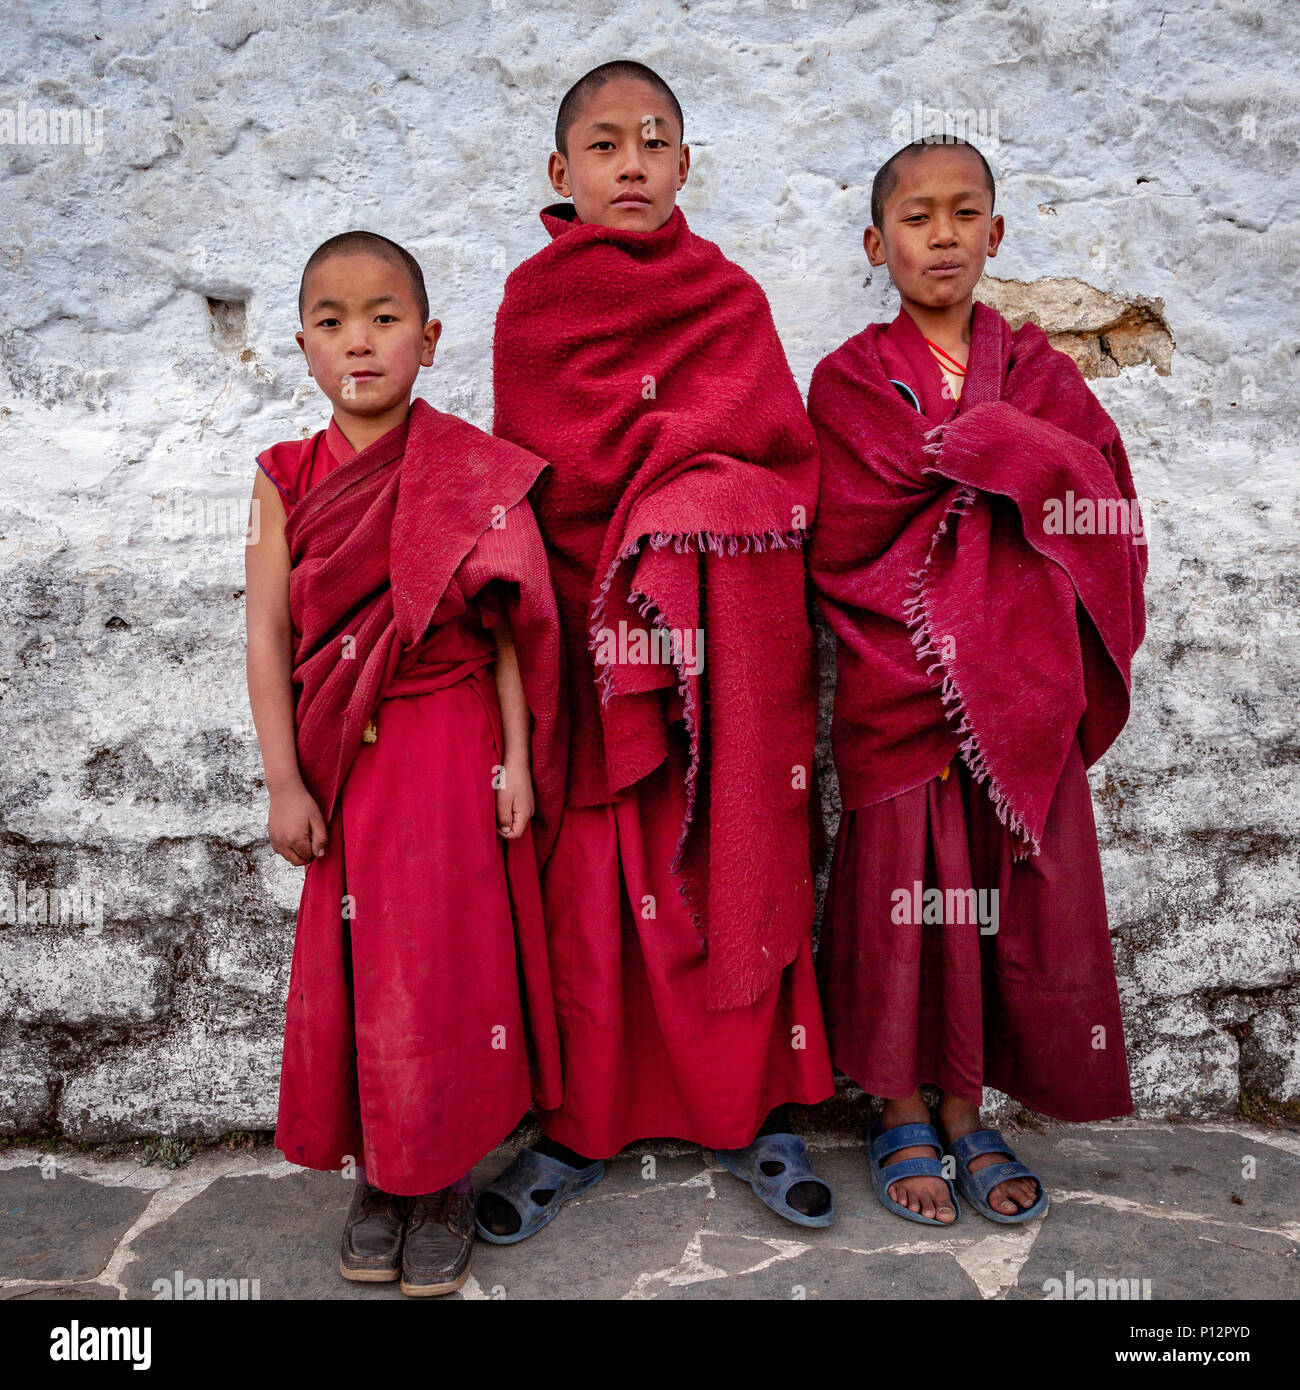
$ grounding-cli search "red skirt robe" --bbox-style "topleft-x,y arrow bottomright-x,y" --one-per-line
815,310 -> 1133,1121
263,417 -> 561,1194
536,744 -> 831,1158
493,205 -> 835,1157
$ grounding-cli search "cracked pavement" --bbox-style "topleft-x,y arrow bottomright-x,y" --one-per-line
2,1122 -> 1298,1300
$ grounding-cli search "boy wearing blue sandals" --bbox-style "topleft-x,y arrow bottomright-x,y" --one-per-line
478,60 -> 837,1242
808,137 -> 1145,1227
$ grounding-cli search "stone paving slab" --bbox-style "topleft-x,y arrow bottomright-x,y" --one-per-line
475,1174 -> 709,1300
664,1245 -> 980,1301
1015,1205 -> 1300,1302
3,1282 -> 120,1301
1,1122 -> 1297,1301
1017,1125 -> 1300,1226
123,1170 -> 361,1301
0,1167 -> 153,1284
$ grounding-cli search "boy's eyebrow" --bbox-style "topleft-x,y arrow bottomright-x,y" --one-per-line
307,293 -> 402,314
583,116 -> 673,136
895,188 -> 988,207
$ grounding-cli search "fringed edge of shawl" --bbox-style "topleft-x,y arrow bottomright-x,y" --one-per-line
586,525 -> 809,944
901,485 -> 1042,859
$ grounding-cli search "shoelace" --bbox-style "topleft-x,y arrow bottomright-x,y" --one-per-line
358,1184 -> 409,1219
406,1188 -> 455,1229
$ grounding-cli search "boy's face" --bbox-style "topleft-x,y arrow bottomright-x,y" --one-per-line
295,253 -> 440,416
548,77 -> 689,231
865,145 -> 1004,310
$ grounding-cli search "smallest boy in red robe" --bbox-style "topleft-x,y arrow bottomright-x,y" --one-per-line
809,141 -> 1146,1227
245,231 -> 565,1295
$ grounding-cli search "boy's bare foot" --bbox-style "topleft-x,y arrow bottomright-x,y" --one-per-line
937,1095 -> 1040,1216
878,1092 -> 957,1223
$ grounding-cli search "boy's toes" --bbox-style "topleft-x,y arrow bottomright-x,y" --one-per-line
988,1177 -> 1037,1213
989,1182 -> 1019,1213
1013,1177 -> 1040,1209
926,1186 -> 956,1222
889,1178 -> 955,1221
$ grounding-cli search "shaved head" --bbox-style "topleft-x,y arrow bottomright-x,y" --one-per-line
871,138 -> 996,230
555,59 -> 683,158
298,230 -> 429,323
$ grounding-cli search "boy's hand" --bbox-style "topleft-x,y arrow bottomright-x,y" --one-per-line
268,783 -> 328,865
496,761 -> 535,840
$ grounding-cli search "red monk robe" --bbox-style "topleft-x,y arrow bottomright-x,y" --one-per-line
493,204 -> 834,1158
263,399 -> 566,1195
809,304 -> 1147,1121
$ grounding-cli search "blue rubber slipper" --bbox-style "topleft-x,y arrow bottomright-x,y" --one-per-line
866,1113 -> 961,1227
473,1148 -> 606,1245
947,1129 -> 1048,1224
714,1132 -> 834,1228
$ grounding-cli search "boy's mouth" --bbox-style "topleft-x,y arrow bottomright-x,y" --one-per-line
926,262 -> 964,277
344,370 -> 381,380
612,191 -> 654,207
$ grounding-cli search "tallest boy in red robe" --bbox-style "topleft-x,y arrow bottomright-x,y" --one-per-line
481,61 -> 836,1239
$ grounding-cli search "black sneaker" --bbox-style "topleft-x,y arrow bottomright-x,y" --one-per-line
339,1180 -> 408,1282
399,1188 -> 474,1297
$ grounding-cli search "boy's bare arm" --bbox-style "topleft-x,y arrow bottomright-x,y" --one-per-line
245,470 -> 327,864
490,607 -> 535,839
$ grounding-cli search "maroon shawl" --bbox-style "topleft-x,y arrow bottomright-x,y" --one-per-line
494,203 -> 821,1010
281,397 -> 566,860
809,302 -> 1146,856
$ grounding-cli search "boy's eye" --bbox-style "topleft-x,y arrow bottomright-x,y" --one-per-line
316,317 -> 340,328
375,314 -> 397,324
590,140 -> 616,150
903,215 -> 927,224
645,138 -> 668,148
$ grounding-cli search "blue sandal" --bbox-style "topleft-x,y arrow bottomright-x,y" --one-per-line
867,1114 -> 961,1226
715,1133 -> 834,1228
473,1148 -> 606,1245
947,1129 -> 1048,1224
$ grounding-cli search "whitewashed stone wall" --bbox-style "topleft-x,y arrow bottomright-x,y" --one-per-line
0,0 -> 1295,1138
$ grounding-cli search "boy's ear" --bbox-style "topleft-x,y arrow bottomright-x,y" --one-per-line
678,143 -> 690,189
421,319 -> 442,368
986,213 -> 1005,259
863,226 -> 888,267
295,329 -> 313,378
547,150 -> 570,198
